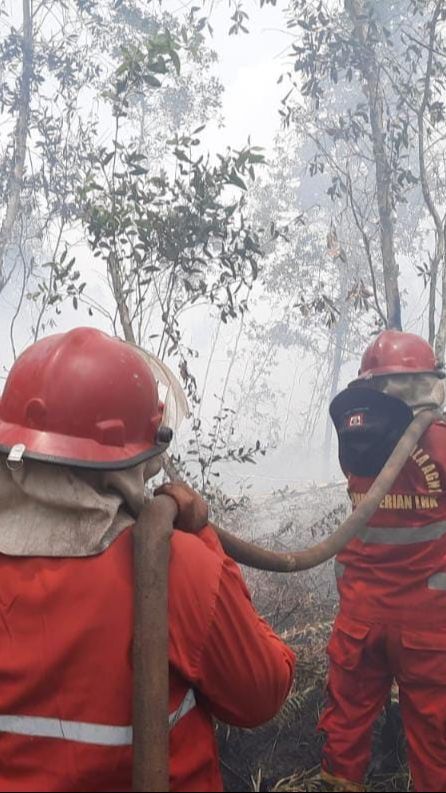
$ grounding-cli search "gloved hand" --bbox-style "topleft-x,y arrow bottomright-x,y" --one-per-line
154,482 -> 208,533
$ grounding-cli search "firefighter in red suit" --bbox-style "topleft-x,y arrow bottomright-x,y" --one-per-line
319,330 -> 446,793
0,327 -> 295,793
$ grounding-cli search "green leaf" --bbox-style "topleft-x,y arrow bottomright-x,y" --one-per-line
148,58 -> 168,74
228,171 -> 247,190
174,148 -> 190,163
145,74 -> 162,88
248,154 -> 265,164
170,49 -> 181,75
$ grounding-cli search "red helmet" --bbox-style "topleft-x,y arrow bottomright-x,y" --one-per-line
0,327 -> 173,469
355,329 -> 444,381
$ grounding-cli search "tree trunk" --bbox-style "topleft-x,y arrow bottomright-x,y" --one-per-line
0,0 -> 33,290
345,0 -> 402,330
415,0 -> 446,362
323,263 -> 348,474
434,225 -> 446,364
108,251 -> 136,343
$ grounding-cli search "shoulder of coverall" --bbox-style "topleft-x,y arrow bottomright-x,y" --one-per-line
167,524 -> 252,671
167,526 -> 295,727
167,527 -> 226,673
419,418 -> 446,452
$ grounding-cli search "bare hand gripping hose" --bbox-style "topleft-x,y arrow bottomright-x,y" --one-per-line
132,409 -> 437,792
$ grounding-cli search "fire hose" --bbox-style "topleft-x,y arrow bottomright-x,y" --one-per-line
132,408 -> 437,791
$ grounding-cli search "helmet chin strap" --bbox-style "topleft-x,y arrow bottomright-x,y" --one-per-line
6,443 -> 26,469
143,457 -> 163,482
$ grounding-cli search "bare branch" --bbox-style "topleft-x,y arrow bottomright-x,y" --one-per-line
0,0 -> 33,291
415,0 -> 446,353
108,251 -> 136,344
346,174 -> 387,326
345,0 -> 402,330
10,224 -> 29,360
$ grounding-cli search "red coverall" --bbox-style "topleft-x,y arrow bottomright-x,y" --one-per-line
319,420 -> 446,792
0,524 -> 295,792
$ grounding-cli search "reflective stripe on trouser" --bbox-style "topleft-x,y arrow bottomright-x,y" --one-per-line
428,572 -> 446,590
0,689 -> 196,746
356,520 -> 446,545
335,562 -> 446,592
319,620 -> 446,792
